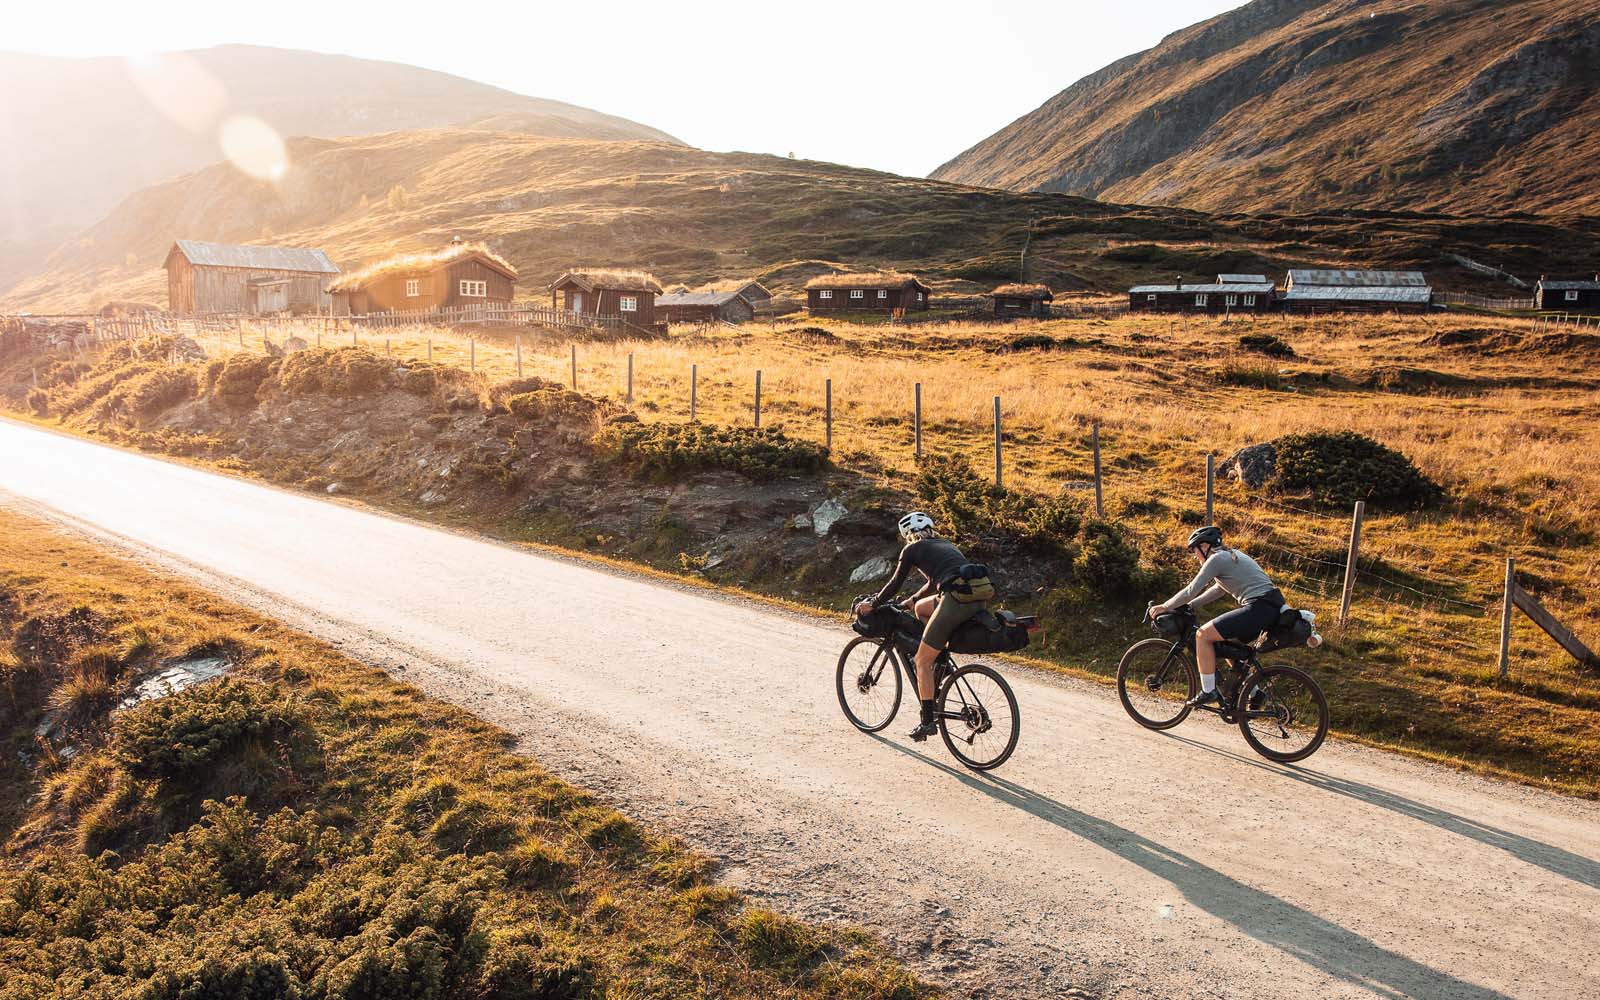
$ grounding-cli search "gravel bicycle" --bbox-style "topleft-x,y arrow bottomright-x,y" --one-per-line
836,600 -> 1023,771
1116,605 -> 1329,762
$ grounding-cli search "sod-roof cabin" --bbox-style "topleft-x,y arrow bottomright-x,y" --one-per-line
805,272 -> 929,313
328,243 -> 517,314
989,283 -> 1053,318
549,269 -> 662,327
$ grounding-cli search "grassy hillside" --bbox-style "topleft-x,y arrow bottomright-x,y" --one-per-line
932,0 -> 1600,217
0,509 -> 929,999
4,309 -> 1597,795
6,128 -> 1600,314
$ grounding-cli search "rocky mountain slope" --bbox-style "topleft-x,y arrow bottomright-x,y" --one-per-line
931,0 -> 1600,216
8,126 -> 1600,314
0,45 -> 676,288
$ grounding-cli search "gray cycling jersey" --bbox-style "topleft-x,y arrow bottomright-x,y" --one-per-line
1165,548 -> 1277,608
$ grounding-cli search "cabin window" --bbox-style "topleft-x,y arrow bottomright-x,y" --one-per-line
877,290 -> 888,299
1244,295 -> 1257,307
405,279 -> 420,297
620,296 -> 638,312
917,292 -> 925,302
850,289 -> 865,299
1147,293 -> 1157,302
460,279 -> 486,297
1225,294 -> 1238,307
1195,294 -> 1209,307
1567,290 -> 1581,302
819,290 -> 833,299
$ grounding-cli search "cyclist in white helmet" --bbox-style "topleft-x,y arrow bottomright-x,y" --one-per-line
854,512 -> 994,741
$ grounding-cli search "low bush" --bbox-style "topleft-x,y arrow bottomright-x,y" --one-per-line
1072,519 -> 1145,596
111,677 -> 304,782
597,419 -> 828,481
1006,333 -> 1057,351
212,354 -> 279,409
1237,333 -> 1295,358
1271,431 -> 1443,509
914,456 -> 1080,556
275,347 -> 393,398
121,365 -> 199,418
1215,361 -> 1284,390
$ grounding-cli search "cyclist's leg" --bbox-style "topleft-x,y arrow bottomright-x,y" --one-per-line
913,595 -> 938,624
1194,620 -> 1222,689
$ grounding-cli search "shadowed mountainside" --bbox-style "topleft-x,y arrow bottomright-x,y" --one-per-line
931,0 -> 1600,216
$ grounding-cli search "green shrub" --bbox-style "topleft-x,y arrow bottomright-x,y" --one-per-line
1006,333 -> 1057,351
274,348 -> 392,398
122,366 -> 199,418
111,677 -> 302,782
914,457 -> 1080,556
1215,361 -> 1284,390
1237,333 -> 1295,358
1073,519 -> 1143,595
1272,431 -> 1442,509
597,419 -> 827,481
212,354 -> 278,410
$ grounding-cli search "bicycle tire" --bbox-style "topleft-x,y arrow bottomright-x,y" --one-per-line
1116,638 -> 1197,731
836,636 -> 903,733
1237,665 -> 1329,763
938,663 -> 1020,771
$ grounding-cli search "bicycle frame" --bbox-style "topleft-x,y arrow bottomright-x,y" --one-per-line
878,635 -> 980,723
1149,631 -> 1283,725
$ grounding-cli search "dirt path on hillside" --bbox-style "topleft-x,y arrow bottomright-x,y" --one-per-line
3,417 -> 1596,1000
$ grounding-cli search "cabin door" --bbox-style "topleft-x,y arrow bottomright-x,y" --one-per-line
571,291 -> 584,313
254,283 -> 288,314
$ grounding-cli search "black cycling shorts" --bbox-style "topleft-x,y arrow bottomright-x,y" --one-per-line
1209,595 -> 1284,643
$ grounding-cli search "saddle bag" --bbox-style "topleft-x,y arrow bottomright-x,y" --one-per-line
1258,607 -> 1316,652
946,609 -> 1035,654
944,562 -> 997,604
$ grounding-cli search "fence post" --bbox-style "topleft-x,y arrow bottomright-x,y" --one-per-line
690,364 -> 697,421
427,339 -> 432,361
824,378 -> 832,450
1499,557 -> 1515,679
754,370 -> 762,427
1092,423 -> 1105,518
993,396 -> 1003,488
515,335 -> 523,378
385,339 -> 391,358
570,344 -> 577,391
352,327 -> 357,347
626,353 -> 634,403
1205,453 -> 1215,524
1338,501 -> 1366,625
470,338 -> 476,373
238,329 -> 245,349
914,382 -> 923,460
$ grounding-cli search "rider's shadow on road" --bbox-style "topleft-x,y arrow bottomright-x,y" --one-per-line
1163,732 -> 1600,893
870,735 -> 1512,1000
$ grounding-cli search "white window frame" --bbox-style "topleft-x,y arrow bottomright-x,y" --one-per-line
405,278 -> 420,297
1567,290 -> 1580,302
619,295 -> 638,313
917,292 -> 925,303
1225,294 -> 1238,307
1195,293 -> 1209,307
850,289 -> 865,299
819,289 -> 833,300
459,279 -> 487,298
1147,293 -> 1157,302
877,289 -> 888,299
1244,294 -> 1257,307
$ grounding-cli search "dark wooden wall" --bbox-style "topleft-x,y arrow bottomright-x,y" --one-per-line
1537,287 -> 1600,311
1129,290 -> 1274,314
555,282 -> 657,327
807,286 -> 926,312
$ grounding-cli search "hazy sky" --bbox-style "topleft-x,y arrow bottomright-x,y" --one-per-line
7,0 -> 1244,178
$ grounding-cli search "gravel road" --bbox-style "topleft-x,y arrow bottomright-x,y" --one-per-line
3,417 -> 1595,999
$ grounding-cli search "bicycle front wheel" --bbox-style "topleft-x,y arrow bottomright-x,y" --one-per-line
938,664 -> 1020,771
1116,638 -> 1197,730
1238,665 -> 1329,763
836,637 -> 903,733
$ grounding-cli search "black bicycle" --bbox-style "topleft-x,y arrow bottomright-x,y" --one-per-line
1115,605 -> 1329,762
836,601 -> 1022,771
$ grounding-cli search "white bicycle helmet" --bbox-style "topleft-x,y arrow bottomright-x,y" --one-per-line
897,511 -> 936,542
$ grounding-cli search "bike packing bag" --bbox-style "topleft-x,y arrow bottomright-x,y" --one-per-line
946,609 -> 1030,654
1258,606 -> 1314,653
944,563 -> 997,604
853,604 -> 912,640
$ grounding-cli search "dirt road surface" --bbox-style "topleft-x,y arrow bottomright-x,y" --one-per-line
3,417 -> 1595,999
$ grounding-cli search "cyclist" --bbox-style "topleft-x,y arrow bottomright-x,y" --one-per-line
854,512 -> 994,742
1148,525 -> 1285,708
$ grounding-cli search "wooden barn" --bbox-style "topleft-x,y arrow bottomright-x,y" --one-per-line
1279,269 -> 1431,313
1129,275 -> 1275,314
805,272 -> 930,313
725,280 -> 772,307
328,243 -> 517,314
1536,275 -> 1600,312
655,289 -> 756,325
164,240 -> 339,315
549,269 -> 662,329
990,284 -> 1053,318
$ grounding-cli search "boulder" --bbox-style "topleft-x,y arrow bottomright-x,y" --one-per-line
811,498 -> 848,536
1219,443 -> 1276,488
171,336 -> 208,362
849,554 -> 895,583
829,511 -> 897,539
283,336 -> 309,353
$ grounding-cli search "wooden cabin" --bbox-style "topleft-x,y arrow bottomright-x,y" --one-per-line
1129,275 -> 1275,314
989,284 -> 1053,318
328,243 -> 517,314
725,280 -> 771,307
1536,274 -> 1600,312
656,290 -> 756,325
1279,269 -> 1431,313
165,240 -> 339,315
549,269 -> 662,329
805,272 -> 930,313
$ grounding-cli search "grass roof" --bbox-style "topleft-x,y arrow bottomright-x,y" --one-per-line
804,271 -> 925,291
328,243 -> 517,292
554,269 -> 663,293
991,283 -> 1054,299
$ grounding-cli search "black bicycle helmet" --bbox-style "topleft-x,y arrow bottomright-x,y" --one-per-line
1186,525 -> 1223,551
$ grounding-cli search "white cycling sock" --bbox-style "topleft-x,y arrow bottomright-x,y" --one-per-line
1200,673 -> 1217,693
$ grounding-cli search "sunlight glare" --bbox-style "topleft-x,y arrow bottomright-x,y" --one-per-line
123,52 -> 226,133
218,115 -> 289,182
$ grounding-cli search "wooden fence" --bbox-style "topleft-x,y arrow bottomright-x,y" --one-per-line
1436,291 -> 1538,311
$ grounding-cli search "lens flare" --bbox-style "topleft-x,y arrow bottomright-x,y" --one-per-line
218,115 -> 289,182
124,52 -> 226,133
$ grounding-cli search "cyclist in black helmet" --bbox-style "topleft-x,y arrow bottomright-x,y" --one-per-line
854,512 -> 994,742
1149,526 -> 1285,708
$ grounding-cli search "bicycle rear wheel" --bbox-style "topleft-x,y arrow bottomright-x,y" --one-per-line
1238,665 -> 1329,763
938,664 -> 1020,771
836,637 -> 903,733
1116,638 -> 1197,730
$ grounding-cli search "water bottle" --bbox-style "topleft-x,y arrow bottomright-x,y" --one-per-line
1307,632 -> 1324,648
